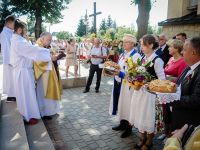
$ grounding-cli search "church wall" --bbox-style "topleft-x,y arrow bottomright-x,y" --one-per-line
162,24 -> 200,38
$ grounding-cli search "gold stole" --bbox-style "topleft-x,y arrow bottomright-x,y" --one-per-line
33,39 -> 61,100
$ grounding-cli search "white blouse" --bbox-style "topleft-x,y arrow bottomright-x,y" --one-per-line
143,52 -> 165,80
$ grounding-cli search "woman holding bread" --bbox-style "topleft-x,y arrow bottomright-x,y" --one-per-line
110,34 -> 141,138
160,39 -> 187,140
129,35 -> 165,150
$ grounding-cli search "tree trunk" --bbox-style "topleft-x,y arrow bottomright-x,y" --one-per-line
35,1 -> 42,39
136,0 -> 151,40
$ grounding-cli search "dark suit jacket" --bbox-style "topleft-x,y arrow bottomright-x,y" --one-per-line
156,45 -> 171,66
171,64 -> 200,130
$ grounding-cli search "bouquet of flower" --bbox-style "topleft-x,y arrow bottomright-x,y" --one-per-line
125,57 -> 155,90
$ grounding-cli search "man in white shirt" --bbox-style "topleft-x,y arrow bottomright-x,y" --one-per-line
0,15 -> 16,102
83,38 -> 107,93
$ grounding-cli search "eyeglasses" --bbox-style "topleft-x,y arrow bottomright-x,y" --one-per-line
123,41 -> 132,44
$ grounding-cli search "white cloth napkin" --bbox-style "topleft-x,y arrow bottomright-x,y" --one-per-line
156,85 -> 181,104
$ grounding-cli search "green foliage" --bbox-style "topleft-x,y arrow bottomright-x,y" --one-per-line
106,15 -> 113,29
112,20 -> 117,29
76,18 -> 86,37
99,19 -> 107,31
27,17 -> 47,34
89,21 -> 95,34
9,0 -> 71,38
115,26 -> 136,40
147,25 -> 163,35
56,31 -> 72,40
0,0 -> 12,32
10,0 -> 71,24
131,0 -> 156,11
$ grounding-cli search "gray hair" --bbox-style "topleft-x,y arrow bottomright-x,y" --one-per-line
40,32 -> 51,38
188,37 -> 200,56
167,39 -> 183,54
159,33 -> 168,41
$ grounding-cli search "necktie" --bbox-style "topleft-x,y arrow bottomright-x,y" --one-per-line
156,47 -> 163,56
176,66 -> 191,85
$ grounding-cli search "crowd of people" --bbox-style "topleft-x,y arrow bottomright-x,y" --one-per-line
107,33 -> 200,150
1,14 -> 200,150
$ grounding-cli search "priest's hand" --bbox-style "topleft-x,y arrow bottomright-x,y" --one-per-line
51,55 -> 58,61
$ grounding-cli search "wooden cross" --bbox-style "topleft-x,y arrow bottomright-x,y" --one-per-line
89,2 -> 102,34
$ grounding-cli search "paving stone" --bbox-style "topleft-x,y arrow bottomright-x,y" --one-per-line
96,140 -> 107,148
42,61 -> 164,150
88,142 -> 99,149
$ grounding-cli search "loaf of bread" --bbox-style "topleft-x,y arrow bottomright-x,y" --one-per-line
104,61 -> 120,70
148,79 -> 177,93
103,61 -> 120,76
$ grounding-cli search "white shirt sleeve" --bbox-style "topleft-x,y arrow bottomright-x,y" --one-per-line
154,58 -> 166,79
16,38 -> 51,62
102,47 -> 107,56
132,53 -> 141,63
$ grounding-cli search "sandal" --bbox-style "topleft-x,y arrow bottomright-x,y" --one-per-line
134,139 -> 146,149
141,143 -> 152,150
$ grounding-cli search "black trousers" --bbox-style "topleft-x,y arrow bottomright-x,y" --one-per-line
85,64 -> 102,91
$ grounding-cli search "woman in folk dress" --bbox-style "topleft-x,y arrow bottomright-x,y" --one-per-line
111,34 -> 141,138
129,35 -> 165,150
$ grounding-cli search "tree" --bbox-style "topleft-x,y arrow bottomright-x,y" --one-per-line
106,15 -> 113,29
0,0 -> 12,32
56,31 -> 71,40
115,26 -> 136,40
27,17 -> 47,36
76,18 -> 86,37
10,0 -> 71,39
112,20 -> 117,29
89,21 -> 95,34
147,24 -> 163,35
99,19 -> 107,31
131,0 -> 154,40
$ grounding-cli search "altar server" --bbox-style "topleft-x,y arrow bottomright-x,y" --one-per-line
0,15 -> 16,101
10,20 -> 51,124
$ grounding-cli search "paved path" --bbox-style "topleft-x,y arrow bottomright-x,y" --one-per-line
45,60 -> 164,150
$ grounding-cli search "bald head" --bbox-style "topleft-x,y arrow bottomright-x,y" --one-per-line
94,38 -> 101,47
40,32 -> 52,47
159,33 -> 168,47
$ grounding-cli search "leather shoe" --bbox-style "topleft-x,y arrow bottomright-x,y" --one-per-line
112,124 -> 126,131
83,90 -> 89,93
112,120 -> 127,131
95,90 -> 99,93
42,116 -> 53,120
120,125 -> 132,138
6,97 -> 16,102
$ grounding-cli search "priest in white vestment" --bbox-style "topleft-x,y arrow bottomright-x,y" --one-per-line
34,32 -> 61,120
10,20 -> 52,124
0,15 -> 16,101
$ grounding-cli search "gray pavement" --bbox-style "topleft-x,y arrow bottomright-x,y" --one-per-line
45,60 -> 164,150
